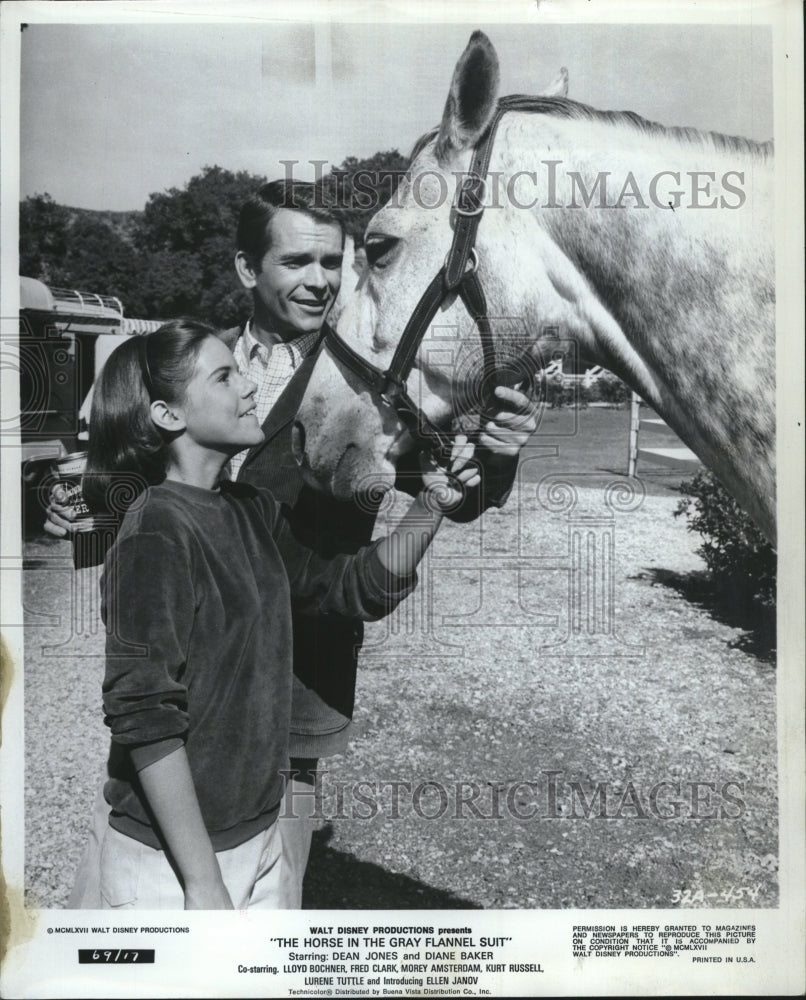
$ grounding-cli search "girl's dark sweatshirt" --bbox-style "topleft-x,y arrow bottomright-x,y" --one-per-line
101,478 -> 416,851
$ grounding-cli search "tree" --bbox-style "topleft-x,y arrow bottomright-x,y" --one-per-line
136,165 -> 266,326
140,250 -> 204,320
19,193 -> 71,284
59,214 -> 148,315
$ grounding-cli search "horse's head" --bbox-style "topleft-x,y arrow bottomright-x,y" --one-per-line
293,33 -> 561,497
295,30 -> 775,541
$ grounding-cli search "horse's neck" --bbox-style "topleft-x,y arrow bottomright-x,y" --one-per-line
547,169 -> 773,402
512,116 -> 775,534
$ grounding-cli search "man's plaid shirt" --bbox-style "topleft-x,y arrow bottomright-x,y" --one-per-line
228,321 -> 319,480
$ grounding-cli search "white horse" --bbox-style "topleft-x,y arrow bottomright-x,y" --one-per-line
296,32 -> 775,543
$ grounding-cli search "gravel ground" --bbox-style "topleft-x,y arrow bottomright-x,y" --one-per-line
21,466 -> 777,911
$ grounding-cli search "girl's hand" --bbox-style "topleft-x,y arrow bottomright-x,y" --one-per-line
184,876 -> 234,910
478,385 -> 538,457
418,434 -> 481,512
375,436 -> 481,578
137,746 -> 235,911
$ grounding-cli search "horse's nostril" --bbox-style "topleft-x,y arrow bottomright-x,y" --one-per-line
291,421 -> 306,464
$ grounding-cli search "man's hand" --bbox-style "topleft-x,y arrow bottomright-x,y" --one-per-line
44,485 -> 97,537
477,385 -> 538,457
419,434 -> 481,512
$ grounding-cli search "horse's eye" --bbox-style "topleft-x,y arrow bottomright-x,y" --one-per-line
364,234 -> 399,269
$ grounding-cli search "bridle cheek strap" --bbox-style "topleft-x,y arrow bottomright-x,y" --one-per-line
323,96 -> 523,464
324,272 -> 456,464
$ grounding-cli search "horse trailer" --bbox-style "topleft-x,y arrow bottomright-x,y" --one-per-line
17,276 -> 162,536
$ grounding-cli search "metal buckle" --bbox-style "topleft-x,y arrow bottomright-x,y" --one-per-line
443,247 -> 479,275
453,173 -> 487,217
379,373 -> 406,406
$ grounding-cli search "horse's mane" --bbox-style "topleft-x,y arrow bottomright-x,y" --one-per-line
410,126 -> 441,161
410,94 -> 774,161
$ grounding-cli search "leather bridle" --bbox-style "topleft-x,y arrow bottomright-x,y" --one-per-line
326,95 -> 538,465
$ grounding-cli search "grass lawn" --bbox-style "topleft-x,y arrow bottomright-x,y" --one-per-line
519,402 -> 697,498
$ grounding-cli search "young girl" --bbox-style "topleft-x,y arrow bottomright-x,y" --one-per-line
79,318 -> 479,910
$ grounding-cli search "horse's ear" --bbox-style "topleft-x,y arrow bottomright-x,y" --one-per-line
540,66 -> 569,98
435,31 -> 500,165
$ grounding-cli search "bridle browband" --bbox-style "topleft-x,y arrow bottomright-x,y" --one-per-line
325,95 -> 541,465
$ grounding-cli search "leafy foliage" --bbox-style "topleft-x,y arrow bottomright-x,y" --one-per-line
538,373 -> 630,409
674,470 -> 776,610
20,167 -> 265,327
135,165 -> 267,327
139,250 -> 203,320
591,374 -> 631,405
20,194 -> 149,313
19,194 -> 71,285
59,214 -> 149,315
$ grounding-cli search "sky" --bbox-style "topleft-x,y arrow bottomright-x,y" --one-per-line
16,18 -> 773,212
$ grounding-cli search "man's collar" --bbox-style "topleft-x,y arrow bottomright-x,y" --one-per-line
286,327 -> 321,361
242,318 -> 321,361
242,319 -> 277,357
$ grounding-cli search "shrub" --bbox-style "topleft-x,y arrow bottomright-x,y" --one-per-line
538,373 -> 630,408
674,470 -> 776,610
593,374 -> 630,406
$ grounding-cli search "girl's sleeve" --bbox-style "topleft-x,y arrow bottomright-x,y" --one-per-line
258,491 -> 417,621
101,530 -> 196,759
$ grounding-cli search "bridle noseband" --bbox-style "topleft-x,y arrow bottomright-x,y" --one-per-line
325,95 -> 536,466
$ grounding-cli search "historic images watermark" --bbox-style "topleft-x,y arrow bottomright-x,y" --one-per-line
280,769 -> 747,823
281,159 -> 751,213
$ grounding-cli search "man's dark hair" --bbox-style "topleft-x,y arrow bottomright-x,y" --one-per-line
236,179 -> 344,263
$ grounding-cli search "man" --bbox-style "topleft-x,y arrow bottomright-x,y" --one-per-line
48,178 -> 536,906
